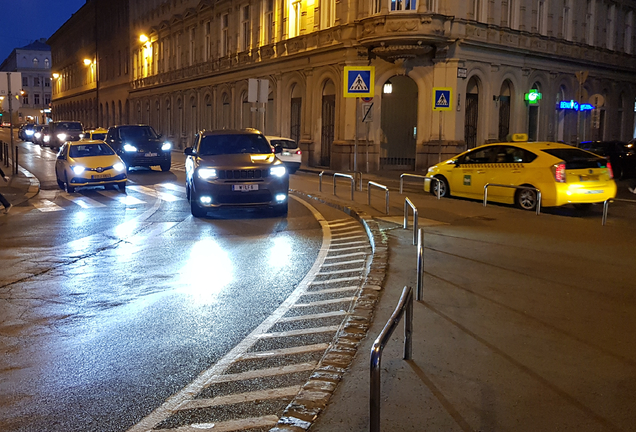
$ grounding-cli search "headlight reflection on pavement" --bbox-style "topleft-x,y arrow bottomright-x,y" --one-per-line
179,238 -> 233,304
268,235 -> 292,268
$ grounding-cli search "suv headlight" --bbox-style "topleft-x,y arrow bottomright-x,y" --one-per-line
57,133 -> 67,141
72,166 -> 85,175
270,166 -> 287,177
162,142 -> 171,151
198,168 -> 217,179
123,144 -> 137,152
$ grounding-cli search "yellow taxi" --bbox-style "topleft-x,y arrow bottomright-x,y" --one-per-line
425,135 -> 616,210
55,140 -> 127,193
83,127 -> 108,141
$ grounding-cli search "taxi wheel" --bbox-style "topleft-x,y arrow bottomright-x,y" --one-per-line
118,183 -> 126,193
64,174 -> 75,193
432,176 -> 450,197
514,187 -> 537,211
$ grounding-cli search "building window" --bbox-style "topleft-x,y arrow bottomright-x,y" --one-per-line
626,11 -> 634,54
263,0 -> 274,44
44,79 -> 50,87
22,95 -> 28,105
241,5 -> 251,52
321,0 -> 335,28
607,4 -> 616,50
33,77 -> 40,87
426,0 -> 437,13
289,0 -> 301,38
372,0 -> 382,14
205,21 -> 211,61
33,58 -> 39,67
45,94 -> 51,105
391,0 -> 417,11
586,0 -> 596,46
221,13 -> 229,56
44,58 -> 50,68
22,76 -> 28,87
537,0 -> 547,36
562,0 -> 572,40
34,93 -> 40,105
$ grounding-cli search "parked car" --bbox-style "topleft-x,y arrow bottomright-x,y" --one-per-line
266,136 -> 302,174
105,125 -> 171,171
55,140 -> 127,193
579,140 -> 636,180
425,134 -> 616,211
184,129 -> 289,217
48,120 -> 84,149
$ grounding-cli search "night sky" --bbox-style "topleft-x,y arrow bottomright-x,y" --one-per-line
0,0 -> 87,65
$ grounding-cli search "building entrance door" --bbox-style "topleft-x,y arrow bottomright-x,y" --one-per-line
380,75 -> 418,170
465,93 -> 479,148
321,94 -> 335,167
291,97 -> 301,144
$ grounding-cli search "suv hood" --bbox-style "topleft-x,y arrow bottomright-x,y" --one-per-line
197,153 -> 277,167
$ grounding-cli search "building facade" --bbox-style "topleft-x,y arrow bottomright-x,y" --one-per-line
51,0 -> 636,171
0,39 -> 53,125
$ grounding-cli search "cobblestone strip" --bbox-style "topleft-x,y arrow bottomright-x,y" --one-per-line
273,192 -> 389,432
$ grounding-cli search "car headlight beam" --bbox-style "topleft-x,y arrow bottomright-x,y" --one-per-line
57,133 -> 67,141
197,168 -> 217,180
113,162 -> 125,172
72,166 -> 85,175
162,142 -> 172,151
123,144 -> 138,152
270,166 -> 287,177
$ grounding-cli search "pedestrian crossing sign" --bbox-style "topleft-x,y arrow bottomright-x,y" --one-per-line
344,66 -> 374,98
433,88 -> 452,111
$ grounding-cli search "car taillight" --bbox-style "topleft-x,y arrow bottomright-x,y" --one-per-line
552,162 -> 566,183
606,161 -> 614,179
296,150 -> 302,155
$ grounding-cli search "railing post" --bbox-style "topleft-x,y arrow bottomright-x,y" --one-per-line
416,228 -> 424,301
319,171 -> 324,192
403,198 -> 418,245
350,177 -> 355,201
14,145 -> 18,175
602,199 -> 609,225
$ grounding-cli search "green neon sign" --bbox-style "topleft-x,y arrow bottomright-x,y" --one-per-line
525,90 -> 542,104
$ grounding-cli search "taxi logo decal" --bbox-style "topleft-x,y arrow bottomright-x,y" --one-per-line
463,175 -> 471,186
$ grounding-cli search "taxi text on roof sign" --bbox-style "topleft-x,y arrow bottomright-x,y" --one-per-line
432,88 -> 452,111
512,133 -> 528,142
343,66 -> 375,98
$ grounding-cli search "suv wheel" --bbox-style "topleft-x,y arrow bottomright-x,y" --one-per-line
190,193 -> 206,218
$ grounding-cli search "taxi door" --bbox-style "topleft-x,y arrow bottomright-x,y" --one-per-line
450,146 -> 496,198
486,145 -> 538,202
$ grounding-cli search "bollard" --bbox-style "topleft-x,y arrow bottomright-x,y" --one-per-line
416,228 -> 424,301
14,145 -> 18,175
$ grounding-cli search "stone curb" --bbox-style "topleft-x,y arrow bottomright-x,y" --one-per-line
269,190 -> 390,431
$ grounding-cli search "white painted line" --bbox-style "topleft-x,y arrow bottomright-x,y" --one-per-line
31,199 -> 64,212
278,311 -> 349,322
127,195 -> 331,432
97,190 -> 145,205
293,297 -> 356,307
310,276 -> 361,285
322,259 -> 367,267
329,226 -> 359,232
238,343 -> 330,361
128,185 -> 181,202
60,193 -> 107,208
177,386 -> 301,410
260,325 -> 339,339
157,182 -> 186,193
332,235 -> 366,241
328,240 -> 368,247
318,268 -> 365,275
205,362 -> 318,386
305,286 -> 359,295
153,415 -> 279,432
324,252 -> 367,260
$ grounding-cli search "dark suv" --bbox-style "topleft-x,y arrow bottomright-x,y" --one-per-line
105,125 -> 171,171
184,129 -> 289,217
48,121 -> 84,149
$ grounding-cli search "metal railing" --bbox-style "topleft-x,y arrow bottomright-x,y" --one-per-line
400,173 -> 441,200
483,183 -> 542,215
368,181 -> 390,214
404,198 -> 418,245
1,142 -> 18,174
602,198 -> 636,225
354,171 -> 363,191
370,285 -> 413,432
334,172 -> 355,200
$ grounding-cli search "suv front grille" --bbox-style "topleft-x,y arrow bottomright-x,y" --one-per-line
218,169 -> 270,180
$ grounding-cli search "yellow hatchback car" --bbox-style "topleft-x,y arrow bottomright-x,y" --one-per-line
425,138 -> 616,210
83,127 -> 108,141
55,140 -> 127,193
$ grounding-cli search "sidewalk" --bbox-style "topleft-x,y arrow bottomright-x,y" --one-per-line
0,163 -> 39,209
288,168 -> 636,432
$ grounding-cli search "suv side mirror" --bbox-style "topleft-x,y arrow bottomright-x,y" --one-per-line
184,147 -> 195,156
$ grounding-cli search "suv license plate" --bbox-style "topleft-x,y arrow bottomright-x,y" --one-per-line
145,152 -> 158,157
233,184 -> 258,192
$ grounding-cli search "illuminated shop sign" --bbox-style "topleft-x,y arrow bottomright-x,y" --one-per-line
557,100 -> 594,111
524,90 -> 542,104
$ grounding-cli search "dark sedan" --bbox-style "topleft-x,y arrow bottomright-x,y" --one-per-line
579,141 -> 636,180
105,125 -> 171,171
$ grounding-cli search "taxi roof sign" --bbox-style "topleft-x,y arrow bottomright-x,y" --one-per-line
344,66 -> 374,98
511,133 -> 528,142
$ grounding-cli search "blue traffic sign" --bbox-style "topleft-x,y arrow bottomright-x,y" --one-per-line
432,88 -> 452,111
344,66 -> 374,98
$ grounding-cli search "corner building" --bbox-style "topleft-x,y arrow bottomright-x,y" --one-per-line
56,0 -> 636,171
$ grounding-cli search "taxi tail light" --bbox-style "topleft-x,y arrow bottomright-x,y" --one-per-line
296,150 -> 302,155
606,161 -> 614,179
552,162 -> 566,183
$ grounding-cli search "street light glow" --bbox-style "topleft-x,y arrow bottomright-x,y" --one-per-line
139,34 -> 149,43
83,58 -> 92,66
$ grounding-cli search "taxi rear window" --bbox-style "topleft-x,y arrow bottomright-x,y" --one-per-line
542,148 -> 607,169
270,139 -> 298,149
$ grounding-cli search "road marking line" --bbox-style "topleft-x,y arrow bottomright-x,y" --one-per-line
310,276 -> 360,285
204,362 -> 318,386
332,234 -> 366,241
318,268 -> 365,275
31,199 -> 64,212
293,297 -> 356,307
259,325 -> 339,339
157,182 -> 186,193
238,343 -> 330,361
329,245 -> 370,252
328,240 -> 368,247
278,311 -> 349,322
329,221 -> 358,228
127,185 -> 181,202
304,286 -> 359,295
97,190 -> 146,205
60,193 -> 107,208
153,415 -> 279,432
324,252 -> 367,260
322,259 -> 367,267
177,386 -> 302,410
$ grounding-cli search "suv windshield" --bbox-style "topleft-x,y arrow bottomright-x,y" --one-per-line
543,148 -> 608,169
53,122 -> 83,131
199,134 -> 273,156
119,126 -> 159,140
